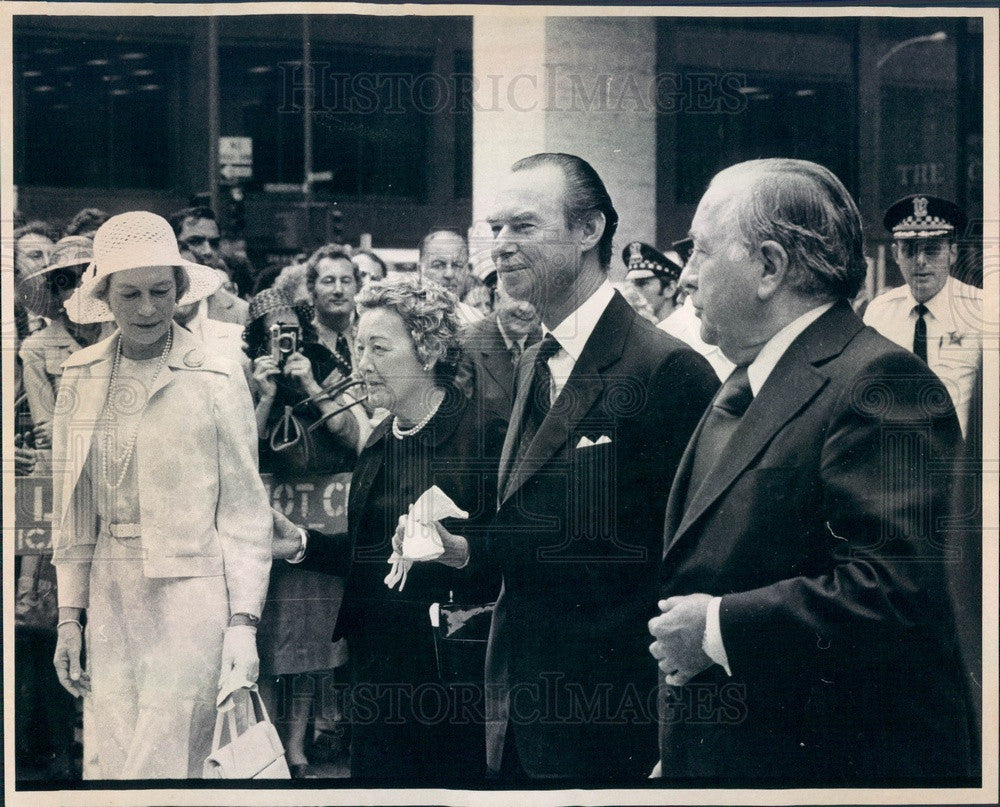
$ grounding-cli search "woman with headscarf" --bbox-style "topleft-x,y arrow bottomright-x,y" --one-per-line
50,211 -> 272,779
271,278 -> 504,782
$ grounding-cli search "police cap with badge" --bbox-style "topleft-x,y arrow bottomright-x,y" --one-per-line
622,241 -> 683,285
883,194 -> 967,240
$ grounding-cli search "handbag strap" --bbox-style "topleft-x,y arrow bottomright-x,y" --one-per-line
212,686 -> 266,750
270,405 -> 303,452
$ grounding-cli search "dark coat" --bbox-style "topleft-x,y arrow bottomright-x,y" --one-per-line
296,384 -> 503,639
658,302 -> 974,785
484,291 -> 720,778
462,313 -> 519,418
295,383 -> 505,780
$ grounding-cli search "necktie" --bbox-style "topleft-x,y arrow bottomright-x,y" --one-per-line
685,365 -> 753,507
913,304 -> 928,363
509,341 -> 523,365
333,331 -> 352,375
517,334 -> 562,458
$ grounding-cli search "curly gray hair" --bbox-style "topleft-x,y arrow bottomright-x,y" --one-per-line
356,277 -> 463,386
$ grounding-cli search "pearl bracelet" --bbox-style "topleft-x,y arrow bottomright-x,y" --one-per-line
57,619 -> 84,632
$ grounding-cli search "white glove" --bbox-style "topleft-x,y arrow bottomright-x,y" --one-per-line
217,625 -> 259,706
385,485 -> 468,591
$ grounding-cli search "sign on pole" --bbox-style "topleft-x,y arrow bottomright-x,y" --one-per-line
219,136 -> 252,182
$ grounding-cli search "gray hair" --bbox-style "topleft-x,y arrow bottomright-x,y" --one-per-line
356,277 -> 462,386
710,158 -> 866,301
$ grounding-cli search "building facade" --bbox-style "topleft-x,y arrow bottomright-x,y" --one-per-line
14,12 -> 984,285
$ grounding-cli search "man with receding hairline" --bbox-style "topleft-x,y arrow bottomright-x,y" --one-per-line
418,229 -> 483,325
649,158 -> 973,783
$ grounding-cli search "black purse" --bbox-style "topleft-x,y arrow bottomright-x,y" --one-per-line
268,378 -> 367,475
430,599 -> 495,686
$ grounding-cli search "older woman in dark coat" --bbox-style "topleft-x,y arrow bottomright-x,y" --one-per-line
273,278 -> 503,782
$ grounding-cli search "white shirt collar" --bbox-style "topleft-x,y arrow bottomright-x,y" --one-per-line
747,302 -> 834,396
903,276 -> 955,325
545,280 -> 615,362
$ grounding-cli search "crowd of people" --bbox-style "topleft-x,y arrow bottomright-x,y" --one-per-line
10,152 -> 982,785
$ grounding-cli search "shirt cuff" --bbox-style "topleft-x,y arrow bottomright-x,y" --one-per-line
287,527 -> 308,564
702,596 -> 732,676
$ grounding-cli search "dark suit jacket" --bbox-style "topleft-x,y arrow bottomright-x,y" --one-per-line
484,290 -> 719,778
462,313 -> 518,419
658,302 -> 974,785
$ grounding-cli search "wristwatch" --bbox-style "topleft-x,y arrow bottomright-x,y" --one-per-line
229,612 -> 260,628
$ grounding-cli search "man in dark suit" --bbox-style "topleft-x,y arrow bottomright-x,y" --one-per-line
429,153 -> 718,778
649,158 -> 974,784
461,286 -> 541,421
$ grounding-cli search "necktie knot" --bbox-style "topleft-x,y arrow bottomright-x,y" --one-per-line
714,365 -> 753,417
914,303 -> 928,318
536,333 -> 562,365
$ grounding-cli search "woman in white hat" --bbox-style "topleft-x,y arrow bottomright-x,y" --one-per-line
16,236 -> 105,617
15,235 -> 105,448
50,211 -> 272,779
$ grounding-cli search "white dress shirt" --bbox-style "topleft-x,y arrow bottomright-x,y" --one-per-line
863,276 -> 981,436
543,280 -> 616,402
703,302 -> 834,674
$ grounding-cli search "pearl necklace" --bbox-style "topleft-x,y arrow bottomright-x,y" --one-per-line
391,390 -> 444,440
102,328 -> 173,489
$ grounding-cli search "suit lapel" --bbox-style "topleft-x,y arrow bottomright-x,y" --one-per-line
351,417 -> 392,524
479,322 -> 513,406
661,405 -> 712,557
59,356 -> 113,524
497,351 -> 534,502
664,302 -> 863,557
666,362 -> 826,555
500,292 -> 633,506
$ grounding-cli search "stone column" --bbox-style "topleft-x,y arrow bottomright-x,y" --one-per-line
471,14 -> 658,272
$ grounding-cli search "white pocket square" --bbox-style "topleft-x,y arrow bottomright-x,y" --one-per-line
575,435 -> 611,449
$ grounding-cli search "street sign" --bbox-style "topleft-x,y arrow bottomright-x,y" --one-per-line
219,136 -> 252,182
221,163 -> 252,181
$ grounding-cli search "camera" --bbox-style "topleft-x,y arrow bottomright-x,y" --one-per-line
270,323 -> 301,368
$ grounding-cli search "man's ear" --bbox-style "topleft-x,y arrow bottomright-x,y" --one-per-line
947,240 -> 959,266
757,240 -> 788,301
891,241 -> 902,264
578,210 -> 606,253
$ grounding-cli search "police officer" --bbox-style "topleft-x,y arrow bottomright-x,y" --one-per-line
622,241 -> 683,321
864,194 -> 981,436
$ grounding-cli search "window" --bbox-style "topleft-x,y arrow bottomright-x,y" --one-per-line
674,73 -> 855,204
14,36 -> 177,188
220,44 -> 434,199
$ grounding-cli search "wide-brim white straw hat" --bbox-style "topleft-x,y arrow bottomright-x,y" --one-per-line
65,210 -> 222,324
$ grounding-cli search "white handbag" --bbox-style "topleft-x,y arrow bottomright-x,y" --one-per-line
203,687 -> 291,779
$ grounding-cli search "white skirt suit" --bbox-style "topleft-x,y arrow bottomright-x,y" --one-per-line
51,322 -> 272,779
